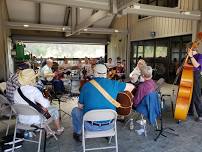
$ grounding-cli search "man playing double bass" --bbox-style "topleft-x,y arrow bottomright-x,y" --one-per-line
187,44 -> 202,121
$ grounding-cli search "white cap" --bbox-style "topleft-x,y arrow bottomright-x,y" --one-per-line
94,64 -> 107,74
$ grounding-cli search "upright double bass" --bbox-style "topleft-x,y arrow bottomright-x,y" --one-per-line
174,33 -> 202,120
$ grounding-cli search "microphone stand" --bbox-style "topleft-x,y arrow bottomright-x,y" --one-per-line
154,95 -> 179,141
154,60 -> 184,141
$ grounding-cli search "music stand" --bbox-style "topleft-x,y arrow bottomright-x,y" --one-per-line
51,82 -> 72,120
154,96 -> 178,141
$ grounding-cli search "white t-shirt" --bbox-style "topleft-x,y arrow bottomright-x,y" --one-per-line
105,62 -> 115,69
39,65 -> 53,81
129,67 -> 144,83
14,85 -> 50,124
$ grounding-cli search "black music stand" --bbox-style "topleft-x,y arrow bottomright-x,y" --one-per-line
51,83 -> 72,120
56,94 -> 71,120
154,96 -> 179,141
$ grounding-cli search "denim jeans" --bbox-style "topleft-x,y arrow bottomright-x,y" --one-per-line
71,107 -> 113,134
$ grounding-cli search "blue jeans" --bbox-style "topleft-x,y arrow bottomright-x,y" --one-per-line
71,107 -> 114,134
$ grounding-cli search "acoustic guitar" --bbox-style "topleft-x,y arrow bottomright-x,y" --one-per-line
116,91 -> 133,116
107,67 -> 116,79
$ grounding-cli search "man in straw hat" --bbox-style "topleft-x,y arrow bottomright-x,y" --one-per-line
13,69 -> 64,135
71,64 -> 134,142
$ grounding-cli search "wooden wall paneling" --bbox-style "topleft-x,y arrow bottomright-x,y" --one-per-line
189,0 -> 193,10
0,0 -> 9,80
181,0 -> 185,10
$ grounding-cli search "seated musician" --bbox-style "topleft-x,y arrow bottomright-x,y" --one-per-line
39,59 -> 55,85
71,64 -> 134,142
114,61 -> 125,81
52,66 -> 65,94
13,69 -> 64,135
132,65 -> 156,107
106,58 -> 115,79
60,57 -> 71,75
61,57 -> 70,69
81,57 -> 93,79
105,58 -> 115,68
129,59 -> 146,84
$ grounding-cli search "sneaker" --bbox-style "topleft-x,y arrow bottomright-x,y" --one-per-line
136,119 -> 146,125
46,131 -> 56,139
73,133 -> 82,142
135,128 -> 145,135
55,127 -> 64,135
195,117 -> 202,122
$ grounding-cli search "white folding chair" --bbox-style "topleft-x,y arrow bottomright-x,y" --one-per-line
11,104 -> 57,152
0,94 -> 13,135
82,109 -> 118,152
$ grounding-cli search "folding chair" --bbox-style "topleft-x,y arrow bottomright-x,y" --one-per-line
11,104 -> 57,152
135,91 -> 161,136
0,94 -> 13,135
82,109 -> 118,152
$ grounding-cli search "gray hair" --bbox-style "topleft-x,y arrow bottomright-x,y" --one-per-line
46,59 -> 53,63
94,72 -> 107,78
140,65 -> 153,79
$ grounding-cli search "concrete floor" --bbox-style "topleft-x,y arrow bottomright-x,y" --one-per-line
1,83 -> 202,152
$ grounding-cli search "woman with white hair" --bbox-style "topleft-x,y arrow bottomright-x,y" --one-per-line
13,69 -> 64,135
132,65 -> 157,107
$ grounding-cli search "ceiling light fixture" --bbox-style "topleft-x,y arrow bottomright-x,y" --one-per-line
133,5 -> 141,9
181,11 -> 191,15
83,28 -> 88,31
114,29 -> 119,33
62,27 -> 66,31
23,24 -> 29,27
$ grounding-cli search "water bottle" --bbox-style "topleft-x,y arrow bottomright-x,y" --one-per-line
24,131 -> 29,139
29,132 -> 33,138
129,118 -> 134,130
24,131 -> 32,139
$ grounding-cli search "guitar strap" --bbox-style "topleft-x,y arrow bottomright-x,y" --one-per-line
90,79 -> 121,108
17,88 -> 51,119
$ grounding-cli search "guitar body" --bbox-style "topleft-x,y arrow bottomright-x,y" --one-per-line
107,67 -> 117,79
116,91 -> 133,116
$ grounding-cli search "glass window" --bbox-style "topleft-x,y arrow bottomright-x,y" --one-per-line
156,46 -> 167,57
133,45 -> 138,58
144,46 -> 154,57
171,37 -> 181,62
156,39 -> 168,58
138,46 -> 144,58
25,43 -> 105,58
171,53 -> 180,62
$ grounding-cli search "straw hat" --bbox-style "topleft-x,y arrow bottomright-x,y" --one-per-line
18,69 -> 38,86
